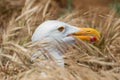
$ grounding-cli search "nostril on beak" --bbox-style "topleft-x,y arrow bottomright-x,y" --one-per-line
87,31 -> 90,32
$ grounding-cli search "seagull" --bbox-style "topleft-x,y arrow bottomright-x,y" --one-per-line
31,20 -> 100,67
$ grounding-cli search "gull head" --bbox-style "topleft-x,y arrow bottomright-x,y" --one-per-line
31,20 -> 100,67
32,20 -> 100,43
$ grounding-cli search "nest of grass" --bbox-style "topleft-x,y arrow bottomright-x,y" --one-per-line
0,0 -> 120,80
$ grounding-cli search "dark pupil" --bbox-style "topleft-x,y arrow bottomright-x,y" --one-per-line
58,27 -> 64,32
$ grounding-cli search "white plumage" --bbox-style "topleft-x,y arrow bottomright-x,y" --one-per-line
32,20 -> 79,42
31,20 -> 99,67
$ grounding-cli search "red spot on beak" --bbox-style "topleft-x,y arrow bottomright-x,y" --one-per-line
90,36 -> 97,42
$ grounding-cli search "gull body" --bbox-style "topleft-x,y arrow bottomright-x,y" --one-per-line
32,20 -> 99,67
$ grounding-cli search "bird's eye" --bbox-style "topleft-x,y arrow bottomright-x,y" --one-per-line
58,26 -> 65,32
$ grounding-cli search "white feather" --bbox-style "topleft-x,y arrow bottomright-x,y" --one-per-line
32,20 -> 80,67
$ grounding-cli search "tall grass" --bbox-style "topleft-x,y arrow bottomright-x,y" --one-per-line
0,0 -> 120,80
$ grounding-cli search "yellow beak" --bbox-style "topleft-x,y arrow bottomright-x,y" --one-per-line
72,28 -> 100,42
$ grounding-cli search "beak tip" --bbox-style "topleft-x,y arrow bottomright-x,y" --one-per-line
90,36 -> 99,42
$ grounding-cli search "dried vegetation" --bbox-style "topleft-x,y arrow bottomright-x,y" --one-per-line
0,0 -> 120,80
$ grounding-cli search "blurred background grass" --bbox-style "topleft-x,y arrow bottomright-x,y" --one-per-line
0,0 -> 120,24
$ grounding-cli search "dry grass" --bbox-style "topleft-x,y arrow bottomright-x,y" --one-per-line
0,0 -> 120,80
